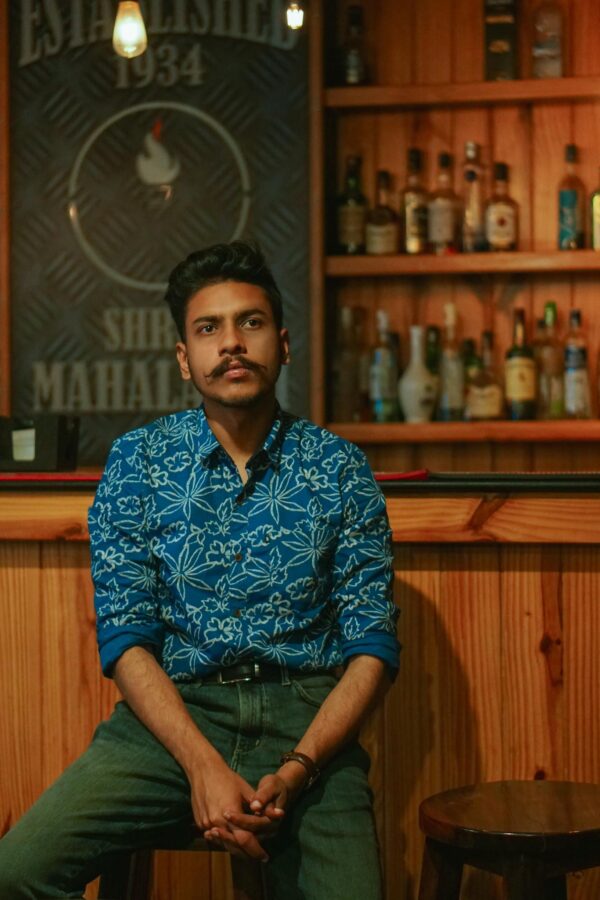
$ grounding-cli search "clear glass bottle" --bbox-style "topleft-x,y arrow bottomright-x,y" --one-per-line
564,309 -> 592,418
369,309 -> 399,422
537,300 -> 565,420
558,144 -> 585,250
438,302 -> 465,421
590,167 -> 600,251
462,141 -> 487,252
532,1 -> 563,79
532,316 -> 547,369
485,162 -> 519,251
466,331 -> 504,421
398,325 -> 439,423
331,306 -> 361,422
400,148 -> 429,255
428,152 -> 461,255
341,4 -> 367,85
337,155 -> 367,255
366,170 -> 399,255
505,308 -> 536,420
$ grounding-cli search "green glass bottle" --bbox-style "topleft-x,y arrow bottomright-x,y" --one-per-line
505,308 -> 536,420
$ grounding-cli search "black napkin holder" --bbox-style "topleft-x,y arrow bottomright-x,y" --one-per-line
0,415 -> 80,471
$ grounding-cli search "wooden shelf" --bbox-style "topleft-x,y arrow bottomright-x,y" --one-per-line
327,421 -> 600,444
325,76 -> 600,110
326,250 -> 600,277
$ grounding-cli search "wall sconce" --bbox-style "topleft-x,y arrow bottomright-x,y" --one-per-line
112,1 -> 148,58
286,2 -> 305,30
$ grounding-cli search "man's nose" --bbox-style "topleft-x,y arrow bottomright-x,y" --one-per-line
218,323 -> 246,355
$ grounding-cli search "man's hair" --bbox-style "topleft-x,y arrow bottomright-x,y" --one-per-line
164,241 -> 284,339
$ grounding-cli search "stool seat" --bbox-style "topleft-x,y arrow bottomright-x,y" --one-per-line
418,780 -> 600,900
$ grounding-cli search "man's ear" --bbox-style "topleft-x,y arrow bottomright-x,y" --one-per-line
280,328 -> 291,365
176,342 -> 191,380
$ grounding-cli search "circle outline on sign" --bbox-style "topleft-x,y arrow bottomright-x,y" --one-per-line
68,101 -> 252,292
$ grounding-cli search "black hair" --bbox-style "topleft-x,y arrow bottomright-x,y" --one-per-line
164,241 -> 284,339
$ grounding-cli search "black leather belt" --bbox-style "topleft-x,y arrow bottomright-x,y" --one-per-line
200,662 -> 337,685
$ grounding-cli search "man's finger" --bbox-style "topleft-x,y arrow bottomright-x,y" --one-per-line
207,826 -> 269,861
223,810 -> 273,833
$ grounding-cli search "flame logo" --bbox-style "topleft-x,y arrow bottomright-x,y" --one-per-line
135,119 -> 181,186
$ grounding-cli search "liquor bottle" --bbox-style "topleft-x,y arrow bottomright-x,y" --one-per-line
438,302 -> 465,421
341,4 -> 367,85
425,325 -> 442,378
352,306 -> 372,421
532,316 -> 547,368
366,170 -> 399,255
465,331 -> 504,421
400,148 -> 428,255
537,301 -> 565,420
485,162 -> 519,251
590,168 -> 600,250
532,1 -> 563,79
428,153 -> 461,255
505,308 -> 536,420
462,142 -> 487,252
398,325 -> 438,423
331,306 -> 361,422
558,144 -> 585,250
369,309 -> 399,422
462,338 -> 482,386
564,309 -> 592,418
337,155 -> 367,254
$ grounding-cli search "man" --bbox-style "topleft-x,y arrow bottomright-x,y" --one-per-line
0,241 -> 399,899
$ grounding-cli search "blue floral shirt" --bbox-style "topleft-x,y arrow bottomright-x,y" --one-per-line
88,406 -> 400,681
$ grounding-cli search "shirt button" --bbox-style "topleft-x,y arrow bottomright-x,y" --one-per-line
233,609 -> 241,618
234,552 -> 242,562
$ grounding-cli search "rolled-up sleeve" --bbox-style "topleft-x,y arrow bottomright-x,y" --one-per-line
329,445 -> 401,672
88,437 -> 164,676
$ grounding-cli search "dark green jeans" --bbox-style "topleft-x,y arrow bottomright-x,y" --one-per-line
0,673 -> 382,900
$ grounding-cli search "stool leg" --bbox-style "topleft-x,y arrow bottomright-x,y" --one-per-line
504,862 -> 547,900
418,838 -> 463,900
98,849 -> 153,900
544,875 -> 567,900
231,856 -> 267,900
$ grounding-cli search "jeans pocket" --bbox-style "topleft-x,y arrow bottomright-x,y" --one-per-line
290,675 -> 337,709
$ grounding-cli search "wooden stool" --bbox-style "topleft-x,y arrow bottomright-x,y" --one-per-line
98,833 -> 267,900
418,781 -> 600,900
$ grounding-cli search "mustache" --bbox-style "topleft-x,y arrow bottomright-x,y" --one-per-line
209,356 -> 264,378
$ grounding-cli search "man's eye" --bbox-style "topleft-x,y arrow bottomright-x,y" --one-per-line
198,324 -> 215,334
245,318 -> 261,328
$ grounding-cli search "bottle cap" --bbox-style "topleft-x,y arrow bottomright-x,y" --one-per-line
426,324 -> 441,341
465,141 -> 480,161
376,309 -> 389,331
407,147 -> 422,171
346,154 -> 361,171
443,302 -> 457,326
465,170 -> 477,182
347,5 -> 364,27
376,169 -> 391,189
514,307 -> 526,323
565,144 -> 578,163
340,306 -> 354,328
439,152 -> 452,169
544,301 -> 557,326
569,308 -> 582,327
494,162 -> 509,181
481,330 -> 494,349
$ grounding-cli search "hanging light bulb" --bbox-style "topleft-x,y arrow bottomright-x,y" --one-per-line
112,1 -> 148,59
286,1 -> 304,30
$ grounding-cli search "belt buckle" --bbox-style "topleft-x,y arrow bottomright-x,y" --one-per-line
218,663 -> 260,685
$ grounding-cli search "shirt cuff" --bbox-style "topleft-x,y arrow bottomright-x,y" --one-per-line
98,624 -> 165,677
341,633 -> 401,676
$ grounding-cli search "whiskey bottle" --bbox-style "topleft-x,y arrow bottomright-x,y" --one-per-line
505,308 -> 536,420
558,144 -> 585,249
369,310 -> 399,422
428,153 -> 461,255
590,167 -> 600,250
564,309 -> 592,418
465,331 -> 504,421
532,1 -> 563,79
537,300 -> 565,419
366,170 -> 399,255
485,162 -> 519,251
462,141 -> 487,252
425,325 -> 442,378
341,4 -> 367,85
398,325 -> 438,423
400,148 -> 428,255
331,306 -> 361,422
352,306 -> 372,421
337,155 -> 367,254
438,302 -> 465,421
462,337 -> 482,386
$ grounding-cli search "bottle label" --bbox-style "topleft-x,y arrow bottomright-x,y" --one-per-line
592,195 -> 600,250
565,370 -> 591,416
466,384 -> 503,420
345,49 -> 365,85
505,357 -> 536,401
338,205 -> 366,248
428,199 -> 455,244
538,373 -> 564,418
565,344 -> 587,370
404,198 -> 428,253
439,354 -> 464,413
366,222 -> 398,254
369,351 -> 398,401
485,202 -> 516,249
558,190 -> 583,248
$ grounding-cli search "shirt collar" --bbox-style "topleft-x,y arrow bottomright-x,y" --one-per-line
196,403 -> 286,471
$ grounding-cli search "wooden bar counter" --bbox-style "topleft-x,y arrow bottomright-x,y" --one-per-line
1,473 -> 600,899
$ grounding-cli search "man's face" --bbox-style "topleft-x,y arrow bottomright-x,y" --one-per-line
176,280 -> 290,409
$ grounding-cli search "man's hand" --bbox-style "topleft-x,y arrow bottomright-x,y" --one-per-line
218,761 -> 307,836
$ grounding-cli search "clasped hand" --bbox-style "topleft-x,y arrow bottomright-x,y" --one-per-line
192,764 -> 298,862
